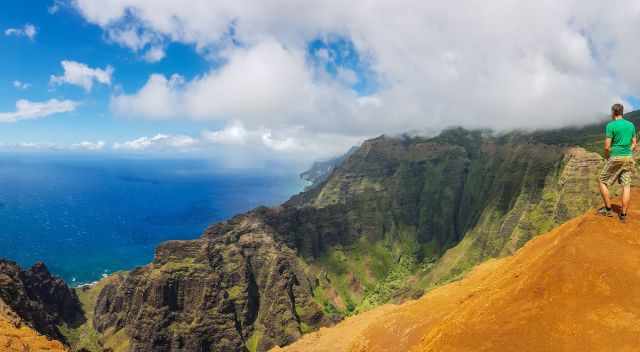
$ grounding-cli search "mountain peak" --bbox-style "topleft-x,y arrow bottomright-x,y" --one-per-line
275,189 -> 640,351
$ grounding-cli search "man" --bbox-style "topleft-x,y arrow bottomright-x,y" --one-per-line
598,103 -> 637,222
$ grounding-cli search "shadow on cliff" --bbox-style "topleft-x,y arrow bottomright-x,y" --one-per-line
0,260 -> 85,344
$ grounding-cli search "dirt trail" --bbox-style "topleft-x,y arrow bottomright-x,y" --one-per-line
274,189 -> 640,352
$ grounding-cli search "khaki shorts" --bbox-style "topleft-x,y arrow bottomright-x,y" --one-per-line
599,156 -> 635,186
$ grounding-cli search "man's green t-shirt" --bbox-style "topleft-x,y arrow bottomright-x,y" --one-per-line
606,119 -> 636,157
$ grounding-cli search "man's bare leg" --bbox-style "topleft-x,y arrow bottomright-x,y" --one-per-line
622,184 -> 631,215
599,182 -> 612,209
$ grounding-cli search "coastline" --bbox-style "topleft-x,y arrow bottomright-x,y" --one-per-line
0,156 -> 309,287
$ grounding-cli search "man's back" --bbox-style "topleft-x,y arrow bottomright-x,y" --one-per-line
606,118 -> 636,157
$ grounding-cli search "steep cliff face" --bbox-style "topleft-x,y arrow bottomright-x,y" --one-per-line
422,145 -> 604,285
90,114 -> 639,351
0,260 -> 83,344
283,130 -> 608,313
93,213 -> 331,352
275,190 -> 640,352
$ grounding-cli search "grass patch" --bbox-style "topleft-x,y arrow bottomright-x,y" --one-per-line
60,272 -> 130,352
102,327 -> 130,352
151,258 -> 207,279
300,322 -> 313,334
313,233 -> 423,316
245,329 -> 263,352
227,285 -> 243,300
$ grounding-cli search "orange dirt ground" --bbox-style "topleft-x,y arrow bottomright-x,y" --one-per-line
0,314 -> 67,352
274,189 -> 640,352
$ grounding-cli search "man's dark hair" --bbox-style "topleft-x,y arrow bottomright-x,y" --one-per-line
612,103 -> 624,117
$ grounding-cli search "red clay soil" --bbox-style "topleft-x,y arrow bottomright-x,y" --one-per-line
274,189 -> 640,352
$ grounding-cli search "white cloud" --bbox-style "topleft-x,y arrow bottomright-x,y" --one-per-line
201,121 -> 250,145
112,40 -> 360,133
71,140 -> 106,151
6,142 -> 60,151
106,26 -> 157,50
109,121 -> 360,164
105,25 -> 168,62
201,121 -> 362,158
5,24 -> 37,40
48,1 -> 62,14
50,60 -> 114,92
260,131 -> 298,152
336,67 -> 358,86
143,46 -> 166,62
13,80 -> 31,90
49,4 -> 59,14
113,134 -> 199,151
111,74 -> 183,118
0,99 -> 78,123
72,0 -> 640,143
17,142 -> 47,149
0,140 -> 105,152
202,123 -> 363,168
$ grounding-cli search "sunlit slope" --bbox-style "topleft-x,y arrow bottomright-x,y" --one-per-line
0,303 -> 67,352
275,188 -> 640,352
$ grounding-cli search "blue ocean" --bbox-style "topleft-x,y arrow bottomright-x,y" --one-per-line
0,154 -> 305,286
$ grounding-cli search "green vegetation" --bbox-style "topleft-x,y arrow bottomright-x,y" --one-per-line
311,229 -> 426,315
102,327 -> 131,352
159,257 -> 207,273
300,322 -> 313,334
246,329 -> 263,352
356,255 -> 417,312
306,116 -> 619,320
60,273 -> 130,352
227,285 -> 244,300
66,112 -> 640,350
58,321 -> 102,352
148,257 -> 208,280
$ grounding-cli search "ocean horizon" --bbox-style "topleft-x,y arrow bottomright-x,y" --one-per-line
0,154 -> 305,286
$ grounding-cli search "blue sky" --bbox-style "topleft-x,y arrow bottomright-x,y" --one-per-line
1,2 -> 213,145
1,1 -> 639,164
0,1 -> 374,163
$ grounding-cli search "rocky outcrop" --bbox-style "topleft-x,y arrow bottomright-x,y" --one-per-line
0,260 -> 83,343
93,214 -> 331,352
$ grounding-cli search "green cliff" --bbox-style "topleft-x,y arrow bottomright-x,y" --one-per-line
75,111 -> 640,352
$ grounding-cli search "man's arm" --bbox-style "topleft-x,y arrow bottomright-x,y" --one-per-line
633,135 -> 637,152
604,137 -> 612,159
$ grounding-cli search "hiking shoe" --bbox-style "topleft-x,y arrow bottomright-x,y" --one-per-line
597,207 -> 613,217
619,213 -> 628,223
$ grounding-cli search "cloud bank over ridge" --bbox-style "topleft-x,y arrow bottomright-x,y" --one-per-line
67,0 -> 640,162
